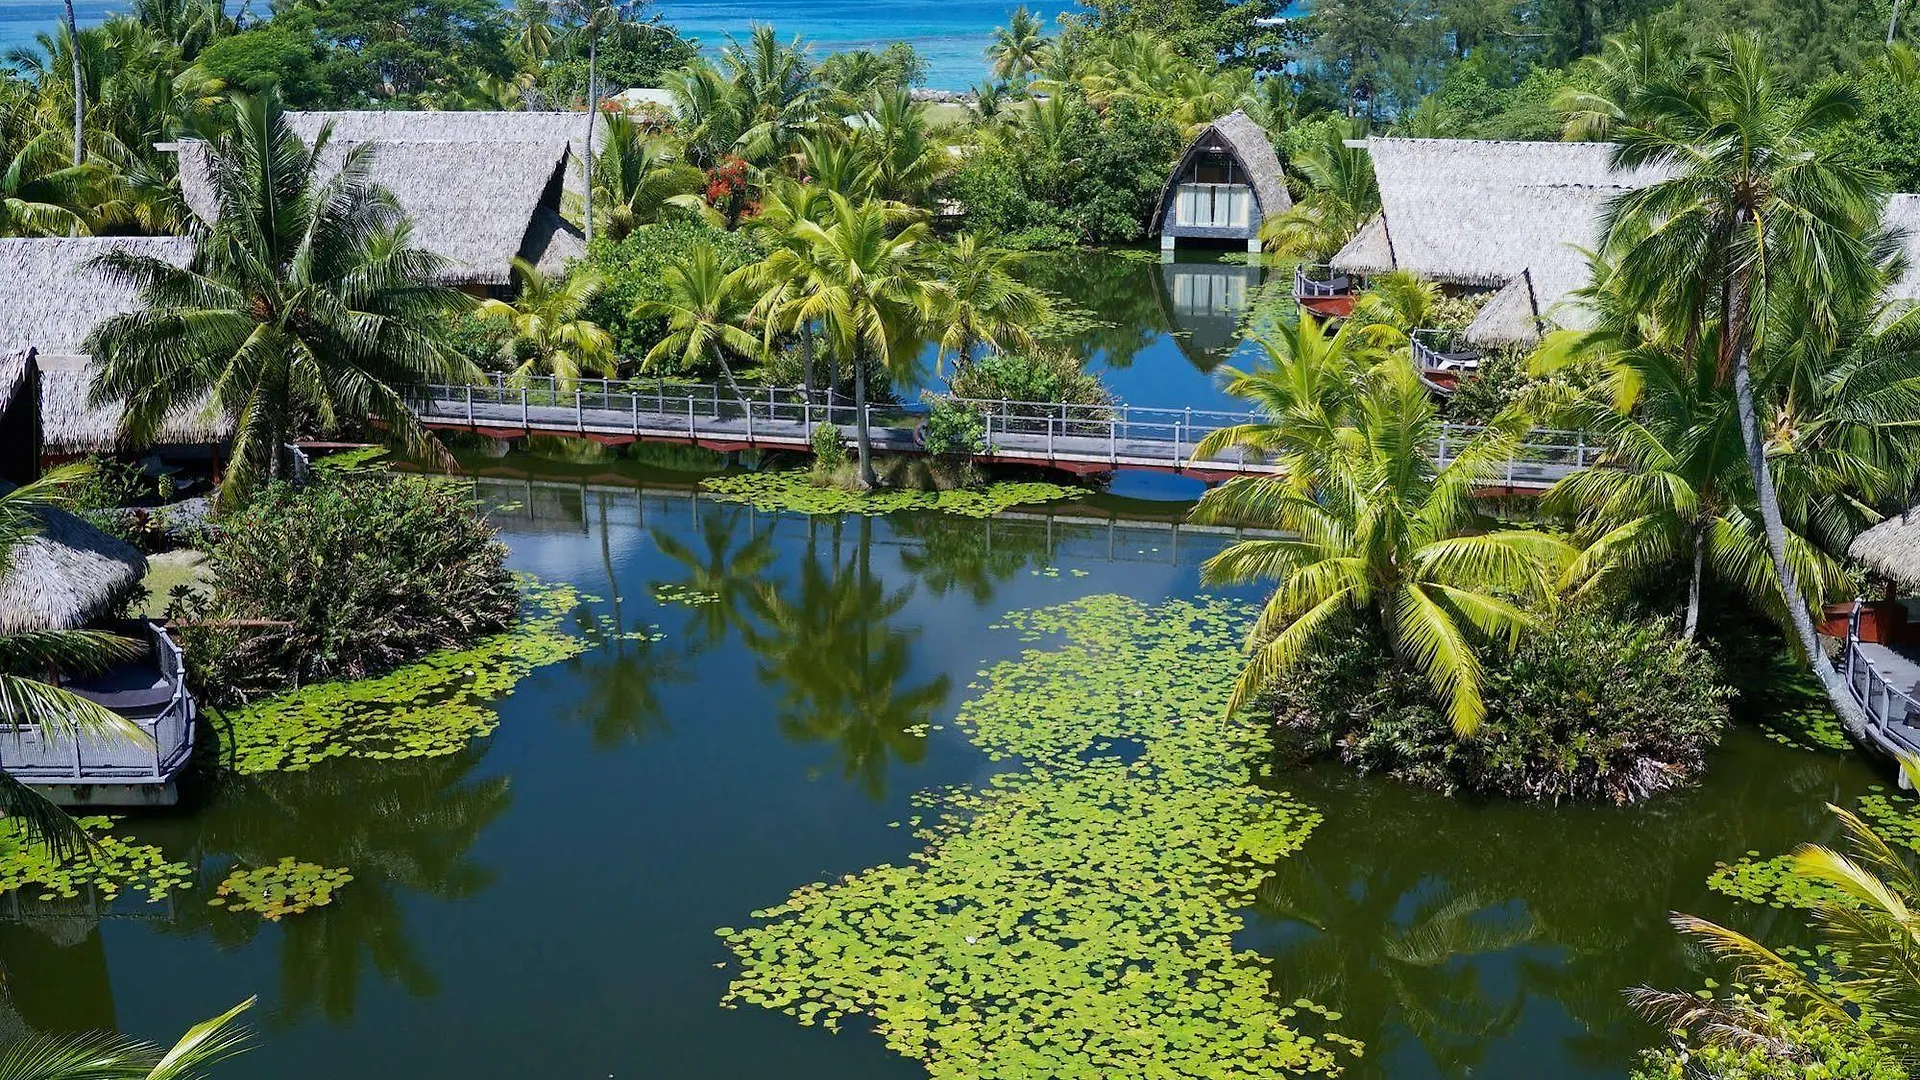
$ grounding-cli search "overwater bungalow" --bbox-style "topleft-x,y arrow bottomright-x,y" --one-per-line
1834,504 -> 1920,754
0,361 -> 196,805
163,111 -> 590,297
0,239 -> 229,469
1150,110 -> 1290,261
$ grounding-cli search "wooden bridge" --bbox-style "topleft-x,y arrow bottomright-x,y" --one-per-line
408,376 -> 1607,492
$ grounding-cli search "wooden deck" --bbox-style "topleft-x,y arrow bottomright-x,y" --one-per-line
1844,616 -> 1920,757
410,377 -> 1606,492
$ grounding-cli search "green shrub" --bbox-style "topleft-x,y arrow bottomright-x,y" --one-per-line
583,222 -> 760,367
923,400 -> 986,457
810,421 -> 848,470
1631,1001 -> 1901,1080
946,349 -> 1112,414
175,472 -> 516,700
1271,609 -> 1732,804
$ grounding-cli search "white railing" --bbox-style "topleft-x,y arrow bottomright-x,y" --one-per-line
409,376 -> 1608,484
1411,329 -> 1483,373
1294,264 -> 1354,300
0,622 -> 195,784
1844,604 -> 1920,745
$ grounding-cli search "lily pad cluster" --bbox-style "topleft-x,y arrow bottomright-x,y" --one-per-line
220,582 -> 595,773
701,471 -> 1083,519
1707,787 -> 1920,911
209,858 -> 353,920
652,583 -> 720,607
719,595 -> 1358,1078
0,817 -> 192,904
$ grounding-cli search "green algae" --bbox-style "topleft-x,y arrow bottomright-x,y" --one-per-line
700,470 -> 1083,519
0,817 -> 192,904
219,580 -> 596,774
719,595 -> 1359,1078
209,858 -> 352,920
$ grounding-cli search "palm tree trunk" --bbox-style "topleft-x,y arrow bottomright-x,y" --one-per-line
64,0 -> 83,169
1892,0 -> 1906,45
853,348 -> 875,489
713,353 -> 750,409
1683,523 -> 1705,640
584,32 -> 596,248
799,324 -> 816,402
1731,346 -> 1871,739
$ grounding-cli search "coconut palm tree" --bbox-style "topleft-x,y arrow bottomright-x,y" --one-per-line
632,243 -> 763,403
721,25 -> 821,166
929,233 -> 1049,370
1348,269 -> 1441,337
0,122 -> 97,235
1260,117 -> 1379,261
0,996 -> 254,1079
475,258 -> 615,390
1600,34 -> 1891,739
84,90 -> 474,508
743,176 -> 836,399
760,192 -> 939,488
987,6 -> 1047,82
1193,362 -> 1575,733
1551,20 -> 1690,141
590,113 -> 704,242
0,466 -> 143,859
509,0 -> 555,69
856,86 -> 949,204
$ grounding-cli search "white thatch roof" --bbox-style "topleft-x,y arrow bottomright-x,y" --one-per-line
281,110 -> 600,172
0,487 -> 145,632
1881,194 -> 1920,304
0,237 -> 196,363
36,354 -> 230,455
1330,138 -> 1675,346
170,135 -> 584,287
1852,504 -> 1920,587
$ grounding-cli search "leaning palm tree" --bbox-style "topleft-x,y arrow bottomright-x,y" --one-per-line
1194,362 -> 1575,733
85,89 -> 474,508
1600,34 -> 1891,739
1260,117 -> 1379,261
0,996 -> 255,1079
590,113 -> 705,242
929,233 -> 1049,371
0,466 -> 143,859
476,258 -> 615,390
633,243 -> 763,403
986,6 -> 1047,82
763,192 -> 940,488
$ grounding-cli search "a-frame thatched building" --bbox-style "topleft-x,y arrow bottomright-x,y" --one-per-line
1151,111 -> 1291,256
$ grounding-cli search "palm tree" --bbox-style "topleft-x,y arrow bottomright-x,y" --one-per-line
857,86 -> 948,204
0,122 -> 98,235
1552,20 -> 1688,142
1260,118 -> 1379,261
761,192 -> 939,488
1193,362 -> 1574,733
509,0 -> 555,69
743,176 -> 835,399
555,0 -> 625,245
590,113 -> 704,242
0,466 -> 144,859
84,90 -> 473,507
0,996 -> 254,1079
475,257 -> 614,390
929,233 -> 1049,370
1349,269 -> 1441,337
1600,35 -> 1890,739
987,6 -> 1047,82
632,243 -> 763,403
721,25 -> 821,166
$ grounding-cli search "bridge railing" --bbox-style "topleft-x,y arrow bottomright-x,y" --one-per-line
1844,603 -> 1920,743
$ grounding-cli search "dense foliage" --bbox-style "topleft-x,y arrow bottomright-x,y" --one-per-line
581,221 -> 761,365
176,471 -> 517,699
1271,610 -> 1731,804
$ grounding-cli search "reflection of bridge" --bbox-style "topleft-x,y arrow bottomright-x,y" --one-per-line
414,377 -> 1605,491
470,474 -> 1284,570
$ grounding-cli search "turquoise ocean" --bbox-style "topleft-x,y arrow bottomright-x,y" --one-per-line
0,0 -> 1074,89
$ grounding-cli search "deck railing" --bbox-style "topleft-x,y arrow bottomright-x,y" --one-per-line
1293,264 -> 1354,300
1411,329 -> 1483,373
0,622 -> 195,784
1844,604 -> 1920,748
410,376 -> 1609,484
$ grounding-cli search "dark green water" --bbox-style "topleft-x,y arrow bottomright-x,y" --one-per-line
1,452 -> 1880,1079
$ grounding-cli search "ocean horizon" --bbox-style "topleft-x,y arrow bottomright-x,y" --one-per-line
0,0 -> 1074,90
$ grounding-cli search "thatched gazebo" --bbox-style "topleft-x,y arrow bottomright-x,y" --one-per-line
0,490 -> 145,634
1853,504 -> 1920,591
1151,110 -> 1290,257
164,112 -> 589,297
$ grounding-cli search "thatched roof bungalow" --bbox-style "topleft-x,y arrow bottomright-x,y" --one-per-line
1852,504 -> 1920,589
1152,111 -> 1291,254
164,111 -> 591,292
0,240 -> 229,457
1330,138 -> 1676,347
0,485 -> 145,633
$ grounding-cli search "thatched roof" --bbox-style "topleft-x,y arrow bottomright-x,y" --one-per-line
36,354 -> 230,455
282,110 -> 599,178
1881,195 -> 1920,304
0,237 -> 195,363
0,486 -> 145,633
1851,504 -> 1920,586
170,136 -> 582,287
1151,110 -> 1291,234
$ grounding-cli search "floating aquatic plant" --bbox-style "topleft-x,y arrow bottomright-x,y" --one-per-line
209,858 -> 352,920
1707,787 -> 1920,911
719,595 -> 1359,1078
701,471 -> 1083,519
651,583 -> 720,607
0,817 -> 192,904
220,581 -> 597,774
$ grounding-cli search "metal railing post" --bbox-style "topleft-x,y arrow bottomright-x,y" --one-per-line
520,385 -> 529,428
1046,415 -> 1054,458
464,384 -> 473,425
575,390 -> 583,430
688,397 -> 695,438
1109,417 -> 1117,463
